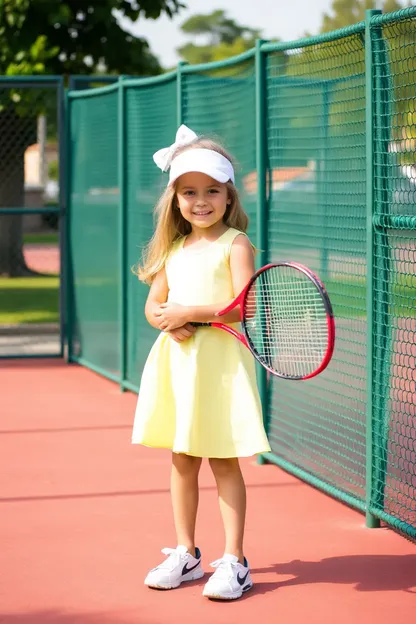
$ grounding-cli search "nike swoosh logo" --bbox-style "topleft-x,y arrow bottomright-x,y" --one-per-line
182,560 -> 201,576
237,570 -> 250,586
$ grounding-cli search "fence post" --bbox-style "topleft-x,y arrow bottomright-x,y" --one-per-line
57,76 -> 65,359
319,81 -> 331,283
65,86 -> 74,363
118,76 -> 128,391
365,8 -> 382,529
371,10 -> 394,522
177,61 -> 187,126
255,39 -> 270,465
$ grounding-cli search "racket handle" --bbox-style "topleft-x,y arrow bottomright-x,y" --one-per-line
191,322 -> 212,327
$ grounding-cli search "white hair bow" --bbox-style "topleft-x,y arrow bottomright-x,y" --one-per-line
153,124 -> 198,172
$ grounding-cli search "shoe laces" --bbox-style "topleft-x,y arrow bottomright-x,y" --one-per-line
157,547 -> 186,570
210,557 -> 237,580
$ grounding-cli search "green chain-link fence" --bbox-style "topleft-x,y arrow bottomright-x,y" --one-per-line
263,24 -> 368,508
125,75 -> 178,387
0,76 -> 63,358
68,84 -> 120,376
66,7 -> 416,539
369,9 -> 416,534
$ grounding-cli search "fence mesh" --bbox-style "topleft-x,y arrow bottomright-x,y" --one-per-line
182,58 -> 257,242
69,90 -> 120,375
67,8 -> 416,539
370,12 -> 416,534
125,78 -> 177,385
70,76 -> 118,91
266,32 -> 367,504
0,82 -> 60,356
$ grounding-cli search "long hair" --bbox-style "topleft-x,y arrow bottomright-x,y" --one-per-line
135,137 -> 249,284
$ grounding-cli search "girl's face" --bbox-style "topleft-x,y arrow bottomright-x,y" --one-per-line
175,171 -> 230,231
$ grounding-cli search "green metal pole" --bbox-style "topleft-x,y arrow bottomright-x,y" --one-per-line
365,9 -> 381,529
371,12 -> 393,519
319,82 -> 331,283
177,61 -> 188,126
57,76 -> 65,358
65,87 -> 74,363
255,40 -> 268,267
118,76 -> 128,391
255,39 -> 270,465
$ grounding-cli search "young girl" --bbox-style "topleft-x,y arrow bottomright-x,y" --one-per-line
132,124 -> 271,601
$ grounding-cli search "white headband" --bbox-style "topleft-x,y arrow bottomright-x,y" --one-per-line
153,124 -> 235,186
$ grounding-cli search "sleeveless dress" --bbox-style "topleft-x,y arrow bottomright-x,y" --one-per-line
131,227 -> 271,458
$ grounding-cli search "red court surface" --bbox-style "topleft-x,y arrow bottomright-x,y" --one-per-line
1,360 -> 415,624
24,245 -> 60,274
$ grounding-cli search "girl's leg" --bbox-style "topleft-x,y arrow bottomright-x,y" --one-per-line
208,458 -> 246,563
171,452 -> 202,556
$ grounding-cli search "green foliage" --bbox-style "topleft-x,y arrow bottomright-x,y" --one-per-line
0,1 -> 187,279
23,232 -> 59,245
48,159 -> 58,181
178,39 -> 255,65
320,0 -> 408,32
180,10 -> 261,45
178,10 -> 262,64
0,0 -> 187,142
0,0 -> 185,77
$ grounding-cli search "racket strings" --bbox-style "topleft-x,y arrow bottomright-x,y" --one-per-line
243,266 -> 329,378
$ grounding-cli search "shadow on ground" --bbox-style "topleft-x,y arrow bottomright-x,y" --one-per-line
251,553 -> 416,593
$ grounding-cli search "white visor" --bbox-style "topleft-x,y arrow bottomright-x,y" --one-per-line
168,148 -> 235,186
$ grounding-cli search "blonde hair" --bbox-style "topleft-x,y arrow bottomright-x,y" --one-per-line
134,137 -> 249,284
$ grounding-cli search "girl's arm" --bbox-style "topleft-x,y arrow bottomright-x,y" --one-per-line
158,235 -> 255,329
145,268 -> 169,329
145,268 -> 196,342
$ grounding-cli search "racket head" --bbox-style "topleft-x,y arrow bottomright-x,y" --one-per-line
241,262 -> 335,380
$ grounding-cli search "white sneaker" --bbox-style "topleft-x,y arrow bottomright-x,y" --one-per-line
202,554 -> 253,600
144,545 -> 204,590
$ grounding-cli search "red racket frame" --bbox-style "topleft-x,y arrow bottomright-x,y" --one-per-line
194,262 -> 336,380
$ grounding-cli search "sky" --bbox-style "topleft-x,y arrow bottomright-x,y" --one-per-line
118,0 -> 336,68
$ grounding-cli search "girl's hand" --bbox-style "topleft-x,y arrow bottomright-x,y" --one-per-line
157,302 -> 190,331
167,323 -> 196,343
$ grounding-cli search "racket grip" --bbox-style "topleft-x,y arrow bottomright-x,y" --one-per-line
191,322 -> 212,327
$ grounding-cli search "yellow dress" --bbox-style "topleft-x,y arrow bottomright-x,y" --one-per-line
131,227 -> 271,458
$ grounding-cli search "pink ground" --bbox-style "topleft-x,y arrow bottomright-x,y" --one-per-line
24,244 -> 60,274
0,360 -> 415,624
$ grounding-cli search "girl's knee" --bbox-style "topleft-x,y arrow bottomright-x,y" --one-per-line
172,452 -> 202,475
209,457 -> 240,478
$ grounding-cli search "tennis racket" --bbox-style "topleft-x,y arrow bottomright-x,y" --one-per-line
191,262 -> 335,380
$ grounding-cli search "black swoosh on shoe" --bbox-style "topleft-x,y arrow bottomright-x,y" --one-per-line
182,560 -> 201,576
237,570 -> 250,586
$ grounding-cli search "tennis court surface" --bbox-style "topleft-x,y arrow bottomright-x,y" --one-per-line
1,360 -> 414,624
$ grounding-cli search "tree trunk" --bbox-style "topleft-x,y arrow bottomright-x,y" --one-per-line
0,110 -> 38,277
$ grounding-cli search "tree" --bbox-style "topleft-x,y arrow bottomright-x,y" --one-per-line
0,0 -> 184,277
177,10 -> 261,65
320,0 -> 408,32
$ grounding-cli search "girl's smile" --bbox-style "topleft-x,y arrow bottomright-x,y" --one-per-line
192,209 -> 212,216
